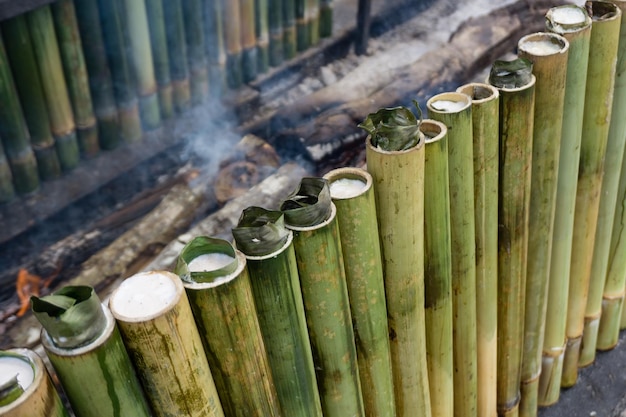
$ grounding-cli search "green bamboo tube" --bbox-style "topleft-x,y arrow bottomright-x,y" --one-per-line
516,32 -> 569,417
1,16 -> 61,179
363,108 -> 431,417
145,0 -> 173,119
561,1 -> 621,388
224,0 -> 243,88
51,0 -> 100,157
488,59 -> 536,417
183,0 -> 209,104
33,286 -> 152,417
73,0 -> 121,150
428,92 -> 477,417
283,0 -> 297,58
594,0 -> 626,353
0,34 -> 39,194
97,0 -> 143,142
456,83 -> 500,417
420,120 -> 454,417
0,148 -> 15,203
0,349 -> 69,417
306,0 -> 319,46
281,179 -> 366,417
323,168 -> 396,417
163,0 -> 191,112
269,0 -> 284,66
175,237 -> 282,417
123,0 -> 161,130
109,271 -> 225,417
621,298 -> 626,329
539,5 -> 592,406
233,208 -> 323,417
319,0 -> 331,38
256,0 -> 269,73
27,6 -> 80,172
240,0 -> 258,83
295,0 -> 308,51
203,0 -> 227,96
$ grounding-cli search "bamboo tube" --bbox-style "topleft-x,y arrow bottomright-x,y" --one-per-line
33,286 -> 152,417
183,0 -> 209,104
516,32 -> 569,417
488,59 -> 536,417
203,0 -> 227,96
561,1 -> 621,387
163,0 -> 191,112
295,0 -> 308,51
233,208 -> 324,417
109,271 -> 225,417
420,120 -> 454,417
97,0 -> 142,142
540,5 -> 592,406
27,6 -> 80,172
1,16 -> 62,179
145,0 -> 173,119
73,0 -> 121,150
0,34 -> 39,195
428,92 -> 477,417
319,0 -> 332,38
306,0 -> 319,46
594,0 -> 626,353
224,0 -> 243,88
362,105 -> 431,417
323,168 -> 396,417
621,299 -> 626,329
0,146 -> 15,203
240,0 -> 258,83
256,0 -> 270,73
269,0 -> 284,66
281,178 -> 366,417
175,237 -> 282,417
0,349 -> 69,417
51,0 -> 100,157
283,0 -> 297,59
456,83 -> 499,417
122,0 -> 161,130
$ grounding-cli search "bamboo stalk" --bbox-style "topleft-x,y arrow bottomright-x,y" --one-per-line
256,0 -> 270,73
456,83 -> 500,417
516,32 -> 569,417
109,271 -> 225,417
540,5 -> 592,406
488,59 -> 536,417
240,0 -> 258,83
0,349 -> 69,417
428,92 -> 477,417
175,237 -> 282,417
283,0 -> 297,58
306,0 -> 319,46
621,299 -> 626,329
0,147 -> 15,203
183,0 -> 209,104
97,0 -> 143,142
561,1 -> 621,387
269,0 -> 284,66
295,0 -> 308,51
1,15 -> 61,179
319,0 -> 332,38
420,120 -> 453,417
363,110 -> 431,417
234,208 -> 324,417
145,0 -> 173,119
34,286 -> 152,417
281,179 -> 366,417
594,0 -> 626,353
51,0 -> 100,157
224,0 -> 243,88
323,167 -> 396,417
27,5 -> 80,172
0,33 -> 40,195
163,0 -> 191,112
203,0 -> 227,96
73,0 -> 121,150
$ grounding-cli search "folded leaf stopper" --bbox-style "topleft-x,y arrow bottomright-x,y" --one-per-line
358,100 -> 423,151
489,58 -> 534,89
280,177 -> 332,227
232,207 -> 290,256
0,374 -> 23,406
175,236 -> 239,283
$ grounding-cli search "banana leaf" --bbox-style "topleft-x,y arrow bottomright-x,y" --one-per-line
280,177 -> 332,227
358,100 -> 422,151
489,58 -> 534,89
232,206 -> 291,256
175,236 -> 238,283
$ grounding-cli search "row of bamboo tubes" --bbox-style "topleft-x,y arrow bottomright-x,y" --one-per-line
0,0 -> 333,204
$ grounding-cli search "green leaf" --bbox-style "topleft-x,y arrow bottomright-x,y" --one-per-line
0,373 -> 23,406
232,207 -> 290,256
488,58 -> 534,89
281,177 -> 332,227
358,100 -> 423,151
175,236 -> 239,283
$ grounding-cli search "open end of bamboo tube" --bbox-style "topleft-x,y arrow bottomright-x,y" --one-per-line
0,349 -> 44,410
419,119 -> 447,144
285,202 -> 337,231
182,251 -> 247,290
109,271 -> 182,323
426,92 -> 471,114
0,352 -> 35,398
457,83 -> 499,103
518,32 -> 569,57
546,5 -> 592,33
586,1 -> 620,22
324,167 -> 372,200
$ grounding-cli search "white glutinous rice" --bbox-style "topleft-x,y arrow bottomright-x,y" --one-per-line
187,253 -> 235,272
111,272 -> 178,319
430,100 -> 467,113
330,178 -> 366,199
522,40 -> 563,56
551,6 -> 587,25
0,355 -> 34,391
